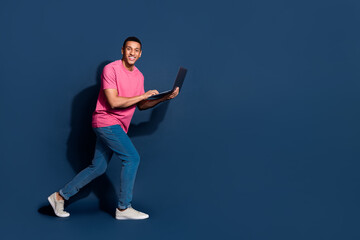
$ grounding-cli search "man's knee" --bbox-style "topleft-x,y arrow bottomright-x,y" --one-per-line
123,151 -> 140,166
91,161 -> 108,176
131,152 -> 140,165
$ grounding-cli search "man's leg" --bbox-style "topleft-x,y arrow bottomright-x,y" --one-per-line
59,137 -> 112,200
93,125 -> 140,209
94,125 -> 148,219
49,132 -> 113,217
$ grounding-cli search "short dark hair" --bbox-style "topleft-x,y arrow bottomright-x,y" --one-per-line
122,36 -> 142,50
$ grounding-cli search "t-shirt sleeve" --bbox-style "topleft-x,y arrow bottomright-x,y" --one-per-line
102,65 -> 117,89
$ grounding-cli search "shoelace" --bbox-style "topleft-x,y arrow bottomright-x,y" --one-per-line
56,200 -> 65,212
129,208 -> 142,215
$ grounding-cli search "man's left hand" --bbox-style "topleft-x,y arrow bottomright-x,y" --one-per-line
165,87 -> 179,100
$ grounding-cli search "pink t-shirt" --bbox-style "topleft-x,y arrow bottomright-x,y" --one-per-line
92,60 -> 145,133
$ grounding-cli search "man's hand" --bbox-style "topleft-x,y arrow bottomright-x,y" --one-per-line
142,90 -> 159,100
164,87 -> 179,100
137,87 -> 180,110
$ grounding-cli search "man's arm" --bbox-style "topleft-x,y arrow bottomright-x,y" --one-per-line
104,89 -> 159,109
137,87 -> 179,110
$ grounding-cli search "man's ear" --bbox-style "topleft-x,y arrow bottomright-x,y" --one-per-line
139,50 -> 142,58
121,47 -> 124,55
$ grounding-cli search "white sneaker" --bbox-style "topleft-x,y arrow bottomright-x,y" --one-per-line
115,207 -> 149,220
48,192 -> 70,218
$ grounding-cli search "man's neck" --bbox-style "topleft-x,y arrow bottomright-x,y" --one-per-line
122,59 -> 134,71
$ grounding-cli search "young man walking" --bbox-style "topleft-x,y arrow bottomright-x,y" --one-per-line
48,36 -> 179,220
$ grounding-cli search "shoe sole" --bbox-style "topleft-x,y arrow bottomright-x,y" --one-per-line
115,216 -> 149,220
115,212 -> 149,220
48,195 -> 70,218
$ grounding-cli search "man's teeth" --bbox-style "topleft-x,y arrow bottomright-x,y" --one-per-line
129,57 -> 135,60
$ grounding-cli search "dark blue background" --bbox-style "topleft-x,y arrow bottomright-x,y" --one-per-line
1,0 -> 360,239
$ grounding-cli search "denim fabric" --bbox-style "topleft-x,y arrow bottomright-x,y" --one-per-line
59,124 -> 140,209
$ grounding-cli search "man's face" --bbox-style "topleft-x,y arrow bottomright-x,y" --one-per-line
121,41 -> 142,66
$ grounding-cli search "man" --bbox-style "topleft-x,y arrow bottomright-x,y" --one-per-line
48,36 -> 179,220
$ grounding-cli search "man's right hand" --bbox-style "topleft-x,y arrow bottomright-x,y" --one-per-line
142,90 -> 159,100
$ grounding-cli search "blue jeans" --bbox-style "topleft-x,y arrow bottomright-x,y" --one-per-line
59,124 -> 140,209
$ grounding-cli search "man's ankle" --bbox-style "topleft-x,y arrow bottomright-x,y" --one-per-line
117,207 -> 127,212
56,192 -> 64,201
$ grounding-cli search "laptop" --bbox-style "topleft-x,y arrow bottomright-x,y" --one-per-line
147,67 -> 187,100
